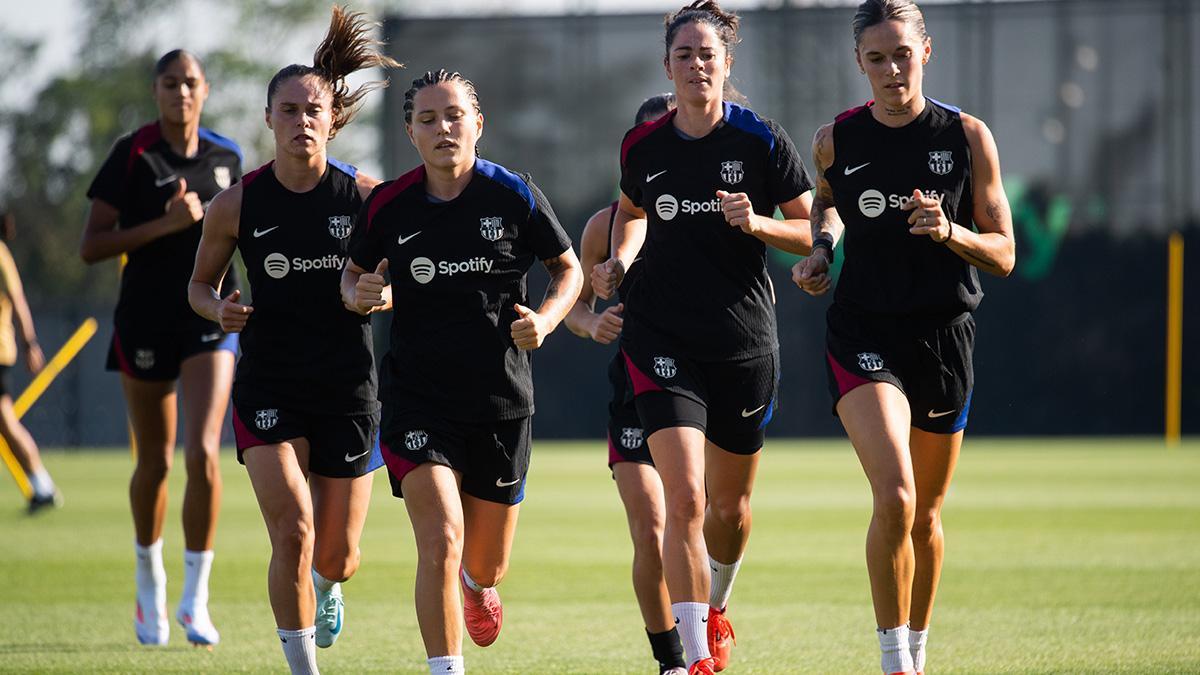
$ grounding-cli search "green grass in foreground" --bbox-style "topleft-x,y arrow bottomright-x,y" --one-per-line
1,438 -> 1198,673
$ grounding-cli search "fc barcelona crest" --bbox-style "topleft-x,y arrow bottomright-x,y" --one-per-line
255,408 -> 279,431
620,427 -> 644,450
213,166 -> 232,189
653,356 -> 677,379
479,216 -> 504,242
928,151 -> 953,176
720,160 -> 744,185
135,349 -> 155,370
857,352 -> 884,373
405,430 -> 429,451
328,215 -> 353,239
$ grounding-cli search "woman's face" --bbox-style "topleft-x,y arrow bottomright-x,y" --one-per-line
153,56 -> 208,126
856,19 -> 931,109
406,81 -> 482,172
265,75 -> 333,159
665,21 -> 731,107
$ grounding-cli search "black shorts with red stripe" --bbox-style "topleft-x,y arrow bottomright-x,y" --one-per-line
824,304 -> 975,434
620,335 -> 778,456
379,407 -> 531,505
231,403 -> 381,479
606,351 -> 652,469
107,322 -> 237,381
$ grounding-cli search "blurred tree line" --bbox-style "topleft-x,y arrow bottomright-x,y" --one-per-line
0,0 -> 378,309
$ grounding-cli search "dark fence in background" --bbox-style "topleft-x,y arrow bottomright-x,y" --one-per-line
20,1 -> 1198,447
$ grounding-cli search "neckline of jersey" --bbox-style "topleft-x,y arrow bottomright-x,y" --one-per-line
266,160 -> 334,197
865,96 -> 935,133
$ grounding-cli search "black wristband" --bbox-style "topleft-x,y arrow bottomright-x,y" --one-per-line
811,236 -> 834,261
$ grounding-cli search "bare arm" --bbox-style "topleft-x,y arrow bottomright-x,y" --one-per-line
717,189 -> 814,254
511,247 -> 584,351
591,192 -> 645,300
79,180 -> 203,263
349,172 -> 393,311
792,123 -> 843,296
564,208 -> 624,343
2,249 -> 43,373
188,185 -> 252,330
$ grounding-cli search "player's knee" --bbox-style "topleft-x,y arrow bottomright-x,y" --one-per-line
469,562 -> 506,588
184,450 -> 219,483
134,453 -> 172,482
271,515 -> 315,560
629,516 -> 665,559
314,545 -> 357,582
708,493 -> 752,532
416,522 -> 464,568
910,509 -> 942,545
874,486 -> 916,540
665,489 -> 705,526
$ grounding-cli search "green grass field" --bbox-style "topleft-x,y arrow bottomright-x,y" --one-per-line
1,439 -> 1198,673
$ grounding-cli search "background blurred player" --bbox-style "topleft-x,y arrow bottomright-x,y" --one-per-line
80,48 -> 242,647
189,7 -> 398,673
342,69 -> 582,675
792,1 -> 1015,672
0,211 -> 57,513
565,94 -> 688,675
593,2 -> 814,672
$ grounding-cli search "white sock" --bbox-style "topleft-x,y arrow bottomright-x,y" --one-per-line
181,549 -> 213,607
428,655 -> 465,673
135,539 -> 166,605
30,469 -> 54,497
878,625 -> 914,674
707,556 -> 741,611
672,601 -> 711,667
277,627 -> 319,674
460,568 -> 486,593
312,568 -> 336,593
909,626 -> 928,673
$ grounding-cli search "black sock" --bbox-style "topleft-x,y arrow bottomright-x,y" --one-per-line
648,627 -> 686,671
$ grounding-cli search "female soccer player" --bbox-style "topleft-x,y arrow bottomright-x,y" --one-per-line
0,212 -> 57,512
592,3 -> 814,672
189,7 -> 398,673
342,70 -> 582,675
565,94 -> 688,675
81,49 -> 242,647
792,1 -> 1014,672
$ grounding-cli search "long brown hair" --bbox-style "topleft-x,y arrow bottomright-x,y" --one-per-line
266,5 -> 402,139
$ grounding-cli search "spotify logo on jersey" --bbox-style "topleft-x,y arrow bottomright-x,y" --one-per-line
264,253 -> 290,279
655,194 -> 679,221
410,257 -> 436,284
858,190 -> 887,218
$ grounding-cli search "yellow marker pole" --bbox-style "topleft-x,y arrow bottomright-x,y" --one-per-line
1166,233 -> 1185,447
0,318 -> 99,498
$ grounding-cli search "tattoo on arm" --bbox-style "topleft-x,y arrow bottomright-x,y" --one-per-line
985,201 -> 1005,224
961,249 -> 993,269
543,257 -> 570,301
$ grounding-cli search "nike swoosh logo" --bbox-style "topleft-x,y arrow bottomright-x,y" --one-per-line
344,450 -> 371,463
398,231 -> 421,245
495,477 -> 521,487
200,333 -> 222,343
844,162 -> 870,176
646,170 -> 668,183
741,404 -> 767,417
927,409 -> 956,418
253,226 -> 279,238
155,175 -> 178,187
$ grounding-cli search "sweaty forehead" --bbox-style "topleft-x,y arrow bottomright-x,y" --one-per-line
859,19 -> 923,53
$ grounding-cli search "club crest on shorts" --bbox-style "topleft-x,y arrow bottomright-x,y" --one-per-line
857,352 -> 885,373
653,356 -> 677,379
135,349 -> 155,370
255,408 -> 278,431
327,215 -> 353,239
213,166 -> 232,189
405,430 -> 429,451
619,427 -> 644,450
479,216 -> 504,242
928,150 -> 953,175
720,160 -> 744,185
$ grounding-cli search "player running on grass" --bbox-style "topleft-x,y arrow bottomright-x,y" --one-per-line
81,48 -> 242,648
592,2 -> 815,672
189,7 -> 398,672
792,1 -> 1014,672
342,69 -> 582,675
566,94 -> 691,675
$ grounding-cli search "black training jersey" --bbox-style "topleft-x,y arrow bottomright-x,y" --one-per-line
235,159 -> 376,415
88,122 -> 243,327
826,98 -> 981,321
349,159 -> 572,422
618,103 -> 812,361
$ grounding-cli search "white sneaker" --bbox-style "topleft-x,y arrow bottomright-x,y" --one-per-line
314,580 -> 344,648
176,600 -> 220,647
134,593 -> 169,645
